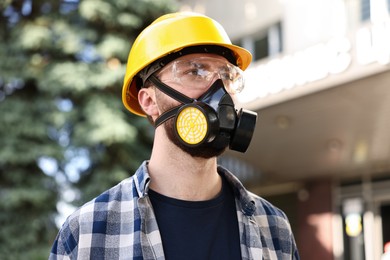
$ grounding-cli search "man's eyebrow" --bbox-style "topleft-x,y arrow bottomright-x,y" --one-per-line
180,60 -> 208,69
179,58 -> 226,69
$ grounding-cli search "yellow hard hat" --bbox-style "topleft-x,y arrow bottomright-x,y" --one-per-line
122,12 -> 252,116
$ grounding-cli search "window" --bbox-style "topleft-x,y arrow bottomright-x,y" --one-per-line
233,22 -> 283,61
388,0 -> 390,13
254,37 -> 269,60
361,0 -> 371,21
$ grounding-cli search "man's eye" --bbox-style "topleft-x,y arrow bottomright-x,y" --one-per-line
189,69 -> 201,75
186,68 -> 208,77
221,72 -> 234,80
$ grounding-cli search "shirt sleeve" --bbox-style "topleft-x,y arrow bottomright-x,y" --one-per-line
49,217 -> 78,260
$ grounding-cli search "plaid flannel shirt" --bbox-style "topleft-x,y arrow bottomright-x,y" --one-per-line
50,161 -> 300,259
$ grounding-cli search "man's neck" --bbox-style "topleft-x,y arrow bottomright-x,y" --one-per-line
147,137 -> 222,201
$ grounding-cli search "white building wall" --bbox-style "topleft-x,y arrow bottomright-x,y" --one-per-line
282,0 -> 348,53
178,0 -> 283,40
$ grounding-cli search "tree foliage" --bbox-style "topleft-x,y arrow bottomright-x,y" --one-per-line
0,0 -> 177,258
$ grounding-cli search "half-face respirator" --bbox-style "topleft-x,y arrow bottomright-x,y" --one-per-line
149,76 -> 257,153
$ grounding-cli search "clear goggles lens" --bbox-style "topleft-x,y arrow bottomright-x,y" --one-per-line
157,57 -> 245,94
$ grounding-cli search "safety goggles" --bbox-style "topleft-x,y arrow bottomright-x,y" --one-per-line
156,57 -> 245,94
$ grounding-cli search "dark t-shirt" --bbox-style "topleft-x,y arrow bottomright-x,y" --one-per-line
149,176 -> 242,260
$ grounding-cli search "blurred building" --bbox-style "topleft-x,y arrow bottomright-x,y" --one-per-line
178,0 -> 390,259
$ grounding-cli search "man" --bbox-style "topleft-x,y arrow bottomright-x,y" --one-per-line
50,12 -> 299,259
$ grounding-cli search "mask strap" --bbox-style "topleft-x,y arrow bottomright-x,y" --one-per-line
148,75 -> 194,128
154,106 -> 181,128
148,75 -> 194,104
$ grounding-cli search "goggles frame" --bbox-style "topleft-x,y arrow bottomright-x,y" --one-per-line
157,56 -> 245,94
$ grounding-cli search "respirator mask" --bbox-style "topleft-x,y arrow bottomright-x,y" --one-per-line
141,51 -> 258,153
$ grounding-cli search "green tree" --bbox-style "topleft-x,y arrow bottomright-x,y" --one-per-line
0,0 -> 177,258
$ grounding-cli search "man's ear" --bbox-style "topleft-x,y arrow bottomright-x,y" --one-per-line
138,87 -> 159,118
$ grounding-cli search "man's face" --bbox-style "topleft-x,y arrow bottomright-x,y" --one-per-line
155,53 -> 241,158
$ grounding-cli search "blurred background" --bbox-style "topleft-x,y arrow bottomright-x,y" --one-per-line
1,0 -> 390,259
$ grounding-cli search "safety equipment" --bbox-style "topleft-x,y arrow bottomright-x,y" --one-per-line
149,76 -> 257,153
122,12 -> 252,116
156,56 -> 245,94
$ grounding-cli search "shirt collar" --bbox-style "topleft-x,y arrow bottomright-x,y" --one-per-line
133,160 -> 256,216
217,165 -> 256,216
133,161 -> 151,198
